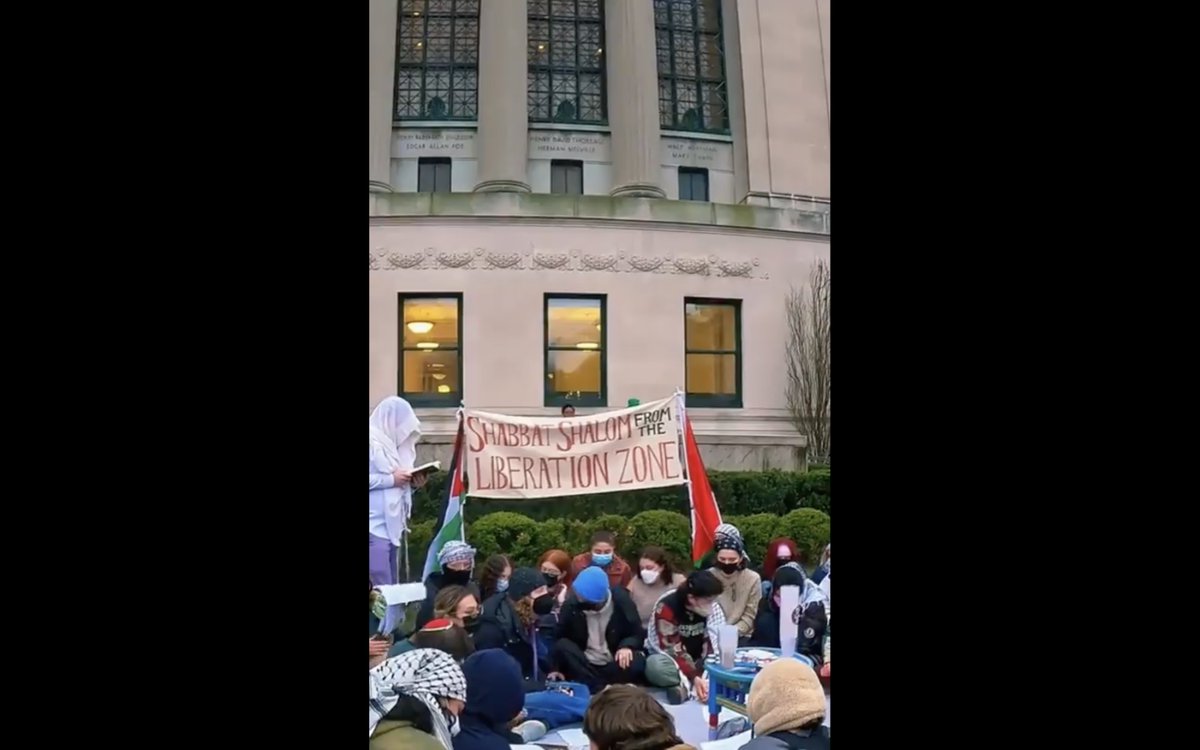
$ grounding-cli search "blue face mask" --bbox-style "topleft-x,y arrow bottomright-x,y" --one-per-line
592,553 -> 613,567
496,578 -> 510,593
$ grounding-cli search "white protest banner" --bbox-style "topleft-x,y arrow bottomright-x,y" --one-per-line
464,396 -> 685,499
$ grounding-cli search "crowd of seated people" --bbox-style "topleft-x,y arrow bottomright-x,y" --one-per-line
370,522 -> 831,750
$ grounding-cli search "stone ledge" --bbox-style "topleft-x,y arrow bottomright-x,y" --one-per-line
370,192 -> 830,236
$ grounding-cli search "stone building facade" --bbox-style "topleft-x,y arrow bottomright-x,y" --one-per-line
369,0 -> 830,471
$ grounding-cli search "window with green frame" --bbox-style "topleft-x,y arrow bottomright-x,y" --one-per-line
654,0 -> 729,134
398,294 -> 463,406
545,294 -> 606,407
684,298 -> 741,407
394,0 -> 480,121
527,0 -> 607,124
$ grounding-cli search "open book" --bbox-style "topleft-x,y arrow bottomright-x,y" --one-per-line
411,461 -> 441,476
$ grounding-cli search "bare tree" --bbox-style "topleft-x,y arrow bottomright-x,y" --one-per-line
785,260 -> 831,463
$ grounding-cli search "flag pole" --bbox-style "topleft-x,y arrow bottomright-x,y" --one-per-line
674,388 -> 700,567
456,402 -> 466,541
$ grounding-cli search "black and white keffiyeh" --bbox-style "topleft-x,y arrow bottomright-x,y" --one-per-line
369,648 -> 467,748
438,540 -> 476,568
714,523 -> 744,554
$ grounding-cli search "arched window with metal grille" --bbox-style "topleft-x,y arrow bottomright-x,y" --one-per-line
655,0 -> 728,134
527,0 -> 607,125
394,0 -> 480,121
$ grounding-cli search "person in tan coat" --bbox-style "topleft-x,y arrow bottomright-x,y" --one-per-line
582,684 -> 697,750
708,523 -> 762,641
742,658 -> 829,750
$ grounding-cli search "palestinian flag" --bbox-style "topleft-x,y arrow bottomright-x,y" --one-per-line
677,394 -> 722,565
421,417 -> 466,581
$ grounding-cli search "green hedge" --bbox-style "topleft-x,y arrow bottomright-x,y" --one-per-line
403,507 -> 830,581
410,469 -> 830,522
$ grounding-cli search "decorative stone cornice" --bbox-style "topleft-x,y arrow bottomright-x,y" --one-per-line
369,246 -> 768,279
369,192 -> 830,236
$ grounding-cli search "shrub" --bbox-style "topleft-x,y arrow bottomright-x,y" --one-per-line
623,510 -> 692,569
406,520 -> 436,567
793,469 -> 831,515
468,512 -> 541,568
777,508 -> 831,564
531,517 -> 573,558
723,514 -> 781,565
584,514 -> 633,550
411,469 -> 830,522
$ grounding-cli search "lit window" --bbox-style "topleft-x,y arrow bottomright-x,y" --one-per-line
685,299 -> 740,407
545,294 -> 605,406
399,294 -> 462,406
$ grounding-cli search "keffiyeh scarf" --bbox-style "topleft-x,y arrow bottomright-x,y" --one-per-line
714,523 -> 744,553
438,540 -> 476,567
369,648 -> 467,748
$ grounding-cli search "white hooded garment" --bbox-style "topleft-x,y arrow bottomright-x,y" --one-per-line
369,396 -> 421,546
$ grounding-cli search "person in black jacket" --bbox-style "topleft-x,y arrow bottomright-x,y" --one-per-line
750,563 -> 828,665
549,565 -> 647,691
473,567 -> 555,686
416,540 -> 480,629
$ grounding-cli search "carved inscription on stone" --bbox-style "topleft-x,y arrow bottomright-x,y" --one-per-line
393,130 -> 477,158
660,137 -> 733,171
529,131 -> 611,162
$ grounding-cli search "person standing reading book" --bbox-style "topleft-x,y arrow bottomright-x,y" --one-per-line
369,396 -> 428,586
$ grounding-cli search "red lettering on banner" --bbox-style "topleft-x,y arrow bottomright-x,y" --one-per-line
466,417 -> 485,452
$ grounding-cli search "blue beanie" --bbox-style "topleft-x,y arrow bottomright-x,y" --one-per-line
573,565 -> 610,604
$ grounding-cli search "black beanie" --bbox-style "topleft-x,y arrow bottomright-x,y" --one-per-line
773,564 -> 806,590
507,567 -> 543,601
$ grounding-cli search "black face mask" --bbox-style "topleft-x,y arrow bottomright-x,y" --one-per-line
463,615 -> 481,633
717,561 -> 741,575
543,573 -> 560,587
532,593 -> 556,615
441,566 -> 472,586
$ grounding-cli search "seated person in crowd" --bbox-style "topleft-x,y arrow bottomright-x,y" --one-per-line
549,566 -> 647,691
760,537 -> 802,598
402,619 -> 476,663
582,684 -> 697,750
813,543 -> 830,620
371,578 -> 424,663
432,584 -> 481,635
626,545 -> 686,624
644,570 -> 726,705
370,648 -> 467,750
811,543 -> 830,585
478,554 -> 511,602
454,648 -> 546,750
708,523 -> 762,643
820,620 -> 830,680
750,563 -> 828,666
571,531 -> 634,588
418,540 -> 479,629
741,657 -> 829,750
473,567 -> 555,685
537,549 -> 573,652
